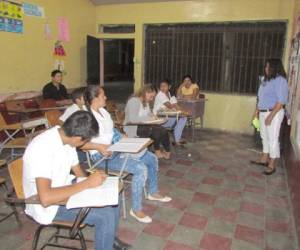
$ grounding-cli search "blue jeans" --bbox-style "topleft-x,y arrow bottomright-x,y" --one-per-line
54,204 -> 119,250
163,117 -> 187,142
91,150 -> 158,211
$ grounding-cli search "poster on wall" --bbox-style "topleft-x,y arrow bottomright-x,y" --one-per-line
22,2 -> 45,18
0,0 -> 23,33
58,17 -> 70,42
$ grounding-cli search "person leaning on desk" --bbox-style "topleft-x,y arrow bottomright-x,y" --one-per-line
251,58 -> 288,175
176,74 -> 200,99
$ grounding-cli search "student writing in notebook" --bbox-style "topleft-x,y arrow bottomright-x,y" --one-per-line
124,84 -> 171,159
154,79 -> 188,146
80,85 -> 171,224
23,111 -> 127,250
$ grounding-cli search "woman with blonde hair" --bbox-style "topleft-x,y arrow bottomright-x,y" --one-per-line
124,84 -> 171,159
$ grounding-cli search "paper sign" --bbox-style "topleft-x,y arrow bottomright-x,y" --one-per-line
23,3 -> 44,18
58,17 -> 70,42
0,1 -> 23,33
44,22 -> 51,40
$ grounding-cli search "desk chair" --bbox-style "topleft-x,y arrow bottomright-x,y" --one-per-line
44,109 -> 62,127
0,159 -> 20,225
0,113 -> 49,160
6,158 -> 89,250
85,152 -> 131,219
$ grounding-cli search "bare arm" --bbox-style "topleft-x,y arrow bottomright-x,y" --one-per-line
71,164 -> 86,178
36,170 -> 106,207
80,142 -> 112,157
177,85 -> 184,98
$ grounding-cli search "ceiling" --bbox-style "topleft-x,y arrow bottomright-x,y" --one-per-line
90,0 -> 187,5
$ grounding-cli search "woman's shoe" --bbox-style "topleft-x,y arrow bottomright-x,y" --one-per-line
263,167 -> 276,175
129,209 -> 152,223
146,194 -> 172,202
250,160 -> 268,166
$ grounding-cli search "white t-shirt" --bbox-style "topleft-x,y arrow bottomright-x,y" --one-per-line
23,126 -> 79,225
59,104 -> 87,122
153,91 -> 177,114
90,107 -> 114,155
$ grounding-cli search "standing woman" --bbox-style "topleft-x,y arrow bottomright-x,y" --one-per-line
177,75 -> 200,99
251,58 -> 288,175
81,85 -> 171,223
124,85 -> 171,159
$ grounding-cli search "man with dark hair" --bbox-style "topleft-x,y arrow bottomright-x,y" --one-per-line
23,111 -> 129,250
42,70 -> 68,100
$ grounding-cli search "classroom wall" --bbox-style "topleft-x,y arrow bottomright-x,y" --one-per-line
0,0 -> 96,93
95,0 -> 295,134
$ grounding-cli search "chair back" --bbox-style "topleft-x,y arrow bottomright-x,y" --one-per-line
0,102 -> 20,124
44,110 -> 62,127
8,158 -> 24,199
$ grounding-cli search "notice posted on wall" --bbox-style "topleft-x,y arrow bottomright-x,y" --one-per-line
0,0 -> 23,33
23,2 -> 45,18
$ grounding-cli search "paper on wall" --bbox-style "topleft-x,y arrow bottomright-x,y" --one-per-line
58,17 -> 70,42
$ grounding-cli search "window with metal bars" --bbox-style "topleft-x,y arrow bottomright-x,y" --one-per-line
144,22 -> 286,94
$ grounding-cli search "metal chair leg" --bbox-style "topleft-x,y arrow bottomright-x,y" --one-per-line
32,225 -> 45,250
77,230 -> 87,250
122,189 -> 126,219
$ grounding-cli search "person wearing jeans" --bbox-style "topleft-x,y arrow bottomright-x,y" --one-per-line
154,80 -> 188,145
22,111 -> 125,250
251,58 -> 288,175
81,85 -> 172,223
54,205 -> 119,250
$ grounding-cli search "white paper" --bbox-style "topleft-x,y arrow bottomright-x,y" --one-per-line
66,177 -> 119,209
108,138 -> 151,153
142,118 -> 166,124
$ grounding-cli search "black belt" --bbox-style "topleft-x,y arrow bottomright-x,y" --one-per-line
259,109 -> 273,112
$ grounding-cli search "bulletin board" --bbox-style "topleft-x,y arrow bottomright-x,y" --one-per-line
288,14 -> 300,159
0,0 -> 23,33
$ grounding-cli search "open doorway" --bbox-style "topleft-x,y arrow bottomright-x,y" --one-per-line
103,39 -> 134,102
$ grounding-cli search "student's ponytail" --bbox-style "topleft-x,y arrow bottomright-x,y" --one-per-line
84,85 -> 102,113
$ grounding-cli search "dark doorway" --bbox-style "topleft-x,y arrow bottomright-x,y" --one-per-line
104,39 -> 134,102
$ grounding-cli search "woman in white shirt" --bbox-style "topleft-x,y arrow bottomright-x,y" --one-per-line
81,85 -> 171,223
154,80 -> 188,145
124,85 -> 171,159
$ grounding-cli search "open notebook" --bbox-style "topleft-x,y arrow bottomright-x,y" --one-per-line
66,177 -> 119,209
108,137 -> 151,153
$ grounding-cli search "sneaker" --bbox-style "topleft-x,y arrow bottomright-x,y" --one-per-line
130,209 -> 152,223
146,194 -> 172,202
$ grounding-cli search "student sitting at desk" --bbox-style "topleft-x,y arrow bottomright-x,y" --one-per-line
81,85 -> 171,224
23,111 -> 126,250
59,87 -> 86,124
43,70 -> 68,100
177,75 -> 200,99
124,84 -> 171,159
154,80 -> 188,145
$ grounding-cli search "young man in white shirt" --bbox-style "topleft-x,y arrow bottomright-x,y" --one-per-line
23,110 -> 129,250
153,80 -> 187,145
59,87 -> 86,123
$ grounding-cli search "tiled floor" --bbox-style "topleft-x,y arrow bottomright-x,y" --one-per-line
0,129 -> 297,250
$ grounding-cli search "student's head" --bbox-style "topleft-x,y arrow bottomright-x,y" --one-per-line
62,110 -> 99,147
182,75 -> 192,87
71,87 -> 86,106
84,85 -> 106,110
51,70 -> 63,84
264,58 -> 286,80
137,84 -> 156,103
159,79 -> 171,93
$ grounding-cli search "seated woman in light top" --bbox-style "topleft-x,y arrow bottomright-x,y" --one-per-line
154,80 -> 188,145
177,75 -> 200,99
124,84 -> 171,160
81,85 -> 171,224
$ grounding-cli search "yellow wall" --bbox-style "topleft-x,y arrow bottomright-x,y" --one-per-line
96,0 -> 295,134
0,0 -> 95,93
